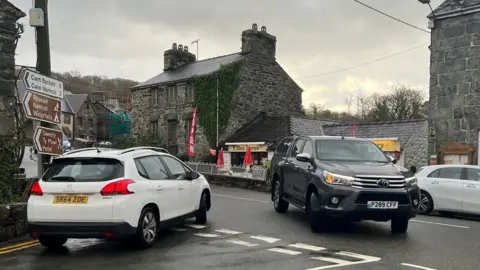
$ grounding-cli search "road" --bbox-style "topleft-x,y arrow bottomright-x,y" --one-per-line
1,185 -> 479,270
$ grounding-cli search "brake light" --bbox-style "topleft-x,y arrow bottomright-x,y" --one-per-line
29,182 -> 43,196
100,179 -> 135,196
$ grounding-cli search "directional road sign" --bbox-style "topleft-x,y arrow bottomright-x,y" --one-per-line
23,69 -> 64,99
33,126 -> 63,156
23,91 -> 61,125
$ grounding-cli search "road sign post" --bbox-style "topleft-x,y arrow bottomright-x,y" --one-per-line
22,91 -> 61,125
33,126 -> 63,156
23,69 -> 63,99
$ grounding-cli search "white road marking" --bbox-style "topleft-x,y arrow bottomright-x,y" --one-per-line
267,248 -> 302,255
308,251 -> 381,270
194,233 -> 218,238
411,219 -> 469,229
289,243 -> 326,251
169,227 -> 187,232
401,263 -> 437,270
186,224 -> 207,229
250,235 -> 281,243
215,229 -> 242,235
212,193 -> 269,203
226,240 -> 258,247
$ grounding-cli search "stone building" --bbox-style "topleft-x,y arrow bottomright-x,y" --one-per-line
64,94 -> 98,148
428,0 -> 480,164
130,24 -> 303,157
322,119 -> 429,169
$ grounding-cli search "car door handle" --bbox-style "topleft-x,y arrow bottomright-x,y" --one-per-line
293,165 -> 299,168
466,184 -> 476,188
178,186 -> 184,190
431,181 -> 439,184
155,186 -> 164,191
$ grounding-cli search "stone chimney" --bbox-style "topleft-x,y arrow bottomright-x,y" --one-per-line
241,23 -> 277,59
163,43 -> 197,71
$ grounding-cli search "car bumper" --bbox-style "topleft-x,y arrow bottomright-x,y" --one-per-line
317,185 -> 420,221
28,222 -> 137,239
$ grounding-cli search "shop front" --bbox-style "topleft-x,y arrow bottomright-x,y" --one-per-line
367,137 -> 404,166
225,142 -> 269,166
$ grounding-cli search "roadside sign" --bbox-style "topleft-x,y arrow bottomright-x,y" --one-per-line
23,91 -> 61,125
23,69 -> 64,99
33,126 -> 63,156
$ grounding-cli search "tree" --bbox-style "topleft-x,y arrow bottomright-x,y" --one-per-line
369,84 -> 425,121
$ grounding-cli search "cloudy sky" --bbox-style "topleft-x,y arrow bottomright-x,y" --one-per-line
11,0 -> 441,112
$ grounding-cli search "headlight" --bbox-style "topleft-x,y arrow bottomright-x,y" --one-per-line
322,171 -> 355,186
405,176 -> 417,186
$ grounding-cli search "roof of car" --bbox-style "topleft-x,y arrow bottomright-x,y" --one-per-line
54,147 -> 170,160
307,135 -> 369,141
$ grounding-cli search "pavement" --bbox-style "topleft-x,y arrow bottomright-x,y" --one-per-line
1,185 -> 479,270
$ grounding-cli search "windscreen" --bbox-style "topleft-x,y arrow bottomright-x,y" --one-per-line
315,139 -> 388,163
42,157 -> 124,182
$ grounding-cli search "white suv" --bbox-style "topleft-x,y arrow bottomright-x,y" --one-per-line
27,147 -> 212,249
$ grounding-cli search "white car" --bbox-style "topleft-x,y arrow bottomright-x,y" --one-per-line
416,164 -> 480,216
27,147 -> 211,249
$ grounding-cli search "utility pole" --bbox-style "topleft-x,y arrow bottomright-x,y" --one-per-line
191,39 -> 199,60
34,0 -> 52,176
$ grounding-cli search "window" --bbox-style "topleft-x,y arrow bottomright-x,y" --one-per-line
302,140 -> 314,156
88,118 -> 93,128
289,139 -> 306,157
167,85 -> 176,104
63,114 -> 71,124
185,119 -> 192,143
161,156 -> 188,180
136,156 -> 169,180
168,120 -> 177,144
151,88 -> 159,105
150,121 -> 159,137
427,169 -> 439,178
275,138 -> 293,157
438,167 -> 462,180
77,117 -> 83,126
315,139 -> 388,162
42,158 -> 124,182
186,84 -> 194,102
86,103 -> 90,110
466,168 -> 480,181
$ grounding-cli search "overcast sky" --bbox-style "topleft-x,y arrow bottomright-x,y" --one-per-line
11,0 -> 441,112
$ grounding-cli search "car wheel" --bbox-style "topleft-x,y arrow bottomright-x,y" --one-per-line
195,192 -> 208,225
308,192 -> 327,233
273,180 -> 289,213
391,217 -> 409,233
38,236 -> 68,249
418,191 -> 433,215
134,207 -> 158,249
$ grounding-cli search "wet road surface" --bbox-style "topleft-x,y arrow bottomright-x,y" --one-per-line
1,185 -> 480,270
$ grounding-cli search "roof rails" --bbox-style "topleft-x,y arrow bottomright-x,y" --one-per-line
119,147 -> 169,155
62,147 -> 115,156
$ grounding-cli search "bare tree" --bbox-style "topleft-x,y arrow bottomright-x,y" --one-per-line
369,84 -> 425,121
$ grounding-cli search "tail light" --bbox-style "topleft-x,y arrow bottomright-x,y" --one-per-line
100,179 -> 135,196
29,182 -> 43,196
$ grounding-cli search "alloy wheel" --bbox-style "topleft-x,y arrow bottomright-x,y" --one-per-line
142,212 -> 157,243
419,193 -> 429,213
274,182 -> 280,208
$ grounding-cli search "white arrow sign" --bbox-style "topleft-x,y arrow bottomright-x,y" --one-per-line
23,69 -> 64,99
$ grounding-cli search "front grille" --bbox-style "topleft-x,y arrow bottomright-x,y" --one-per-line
355,193 -> 410,204
352,175 -> 405,189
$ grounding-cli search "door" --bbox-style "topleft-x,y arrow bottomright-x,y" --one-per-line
284,138 -> 306,198
462,167 -> 480,214
160,155 -> 197,215
135,156 -> 178,220
426,167 -> 463,211
294,139 -> 315,201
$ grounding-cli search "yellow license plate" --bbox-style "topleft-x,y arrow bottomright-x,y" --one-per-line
53,195 -> 89,204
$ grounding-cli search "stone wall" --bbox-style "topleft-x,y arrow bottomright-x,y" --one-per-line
429,11 -> 480,163
203,173 -> 270,193
74,97 -> 98,140
0,203 -> 27,242
404,120 -> 429,169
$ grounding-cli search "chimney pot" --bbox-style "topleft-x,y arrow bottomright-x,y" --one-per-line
172,43 -> 177,49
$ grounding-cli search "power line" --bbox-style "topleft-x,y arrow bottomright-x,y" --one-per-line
293,42 -> 429,80
354,0 -> 430,34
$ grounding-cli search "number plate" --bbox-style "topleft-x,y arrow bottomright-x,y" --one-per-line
53,195 -> 89,204
367,201 -> 398,209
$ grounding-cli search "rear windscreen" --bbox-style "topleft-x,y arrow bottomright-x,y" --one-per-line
42,158 -> 124,182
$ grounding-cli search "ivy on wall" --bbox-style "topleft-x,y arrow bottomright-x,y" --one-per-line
192,60 -> 243,146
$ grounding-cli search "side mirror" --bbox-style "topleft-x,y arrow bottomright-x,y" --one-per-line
186,171 -> 200,180
410,166 -> 417,174
296,153 -> 312,163
387,155 -> 397,164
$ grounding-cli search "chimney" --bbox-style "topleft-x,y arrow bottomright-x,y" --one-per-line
241,23 -> 277,59
163,43 -> 197,71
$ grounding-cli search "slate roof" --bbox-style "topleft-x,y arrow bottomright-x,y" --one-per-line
226,113 -> 344,144
132,53 -> 244,89
15,80 -> 73,114
322,119 -> 428,147
429,0 -> 480,18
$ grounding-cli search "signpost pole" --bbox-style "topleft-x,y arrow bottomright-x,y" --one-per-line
34,0 -> 52,175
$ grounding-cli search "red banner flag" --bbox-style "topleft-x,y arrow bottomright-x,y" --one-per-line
187,107 -> 198,157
